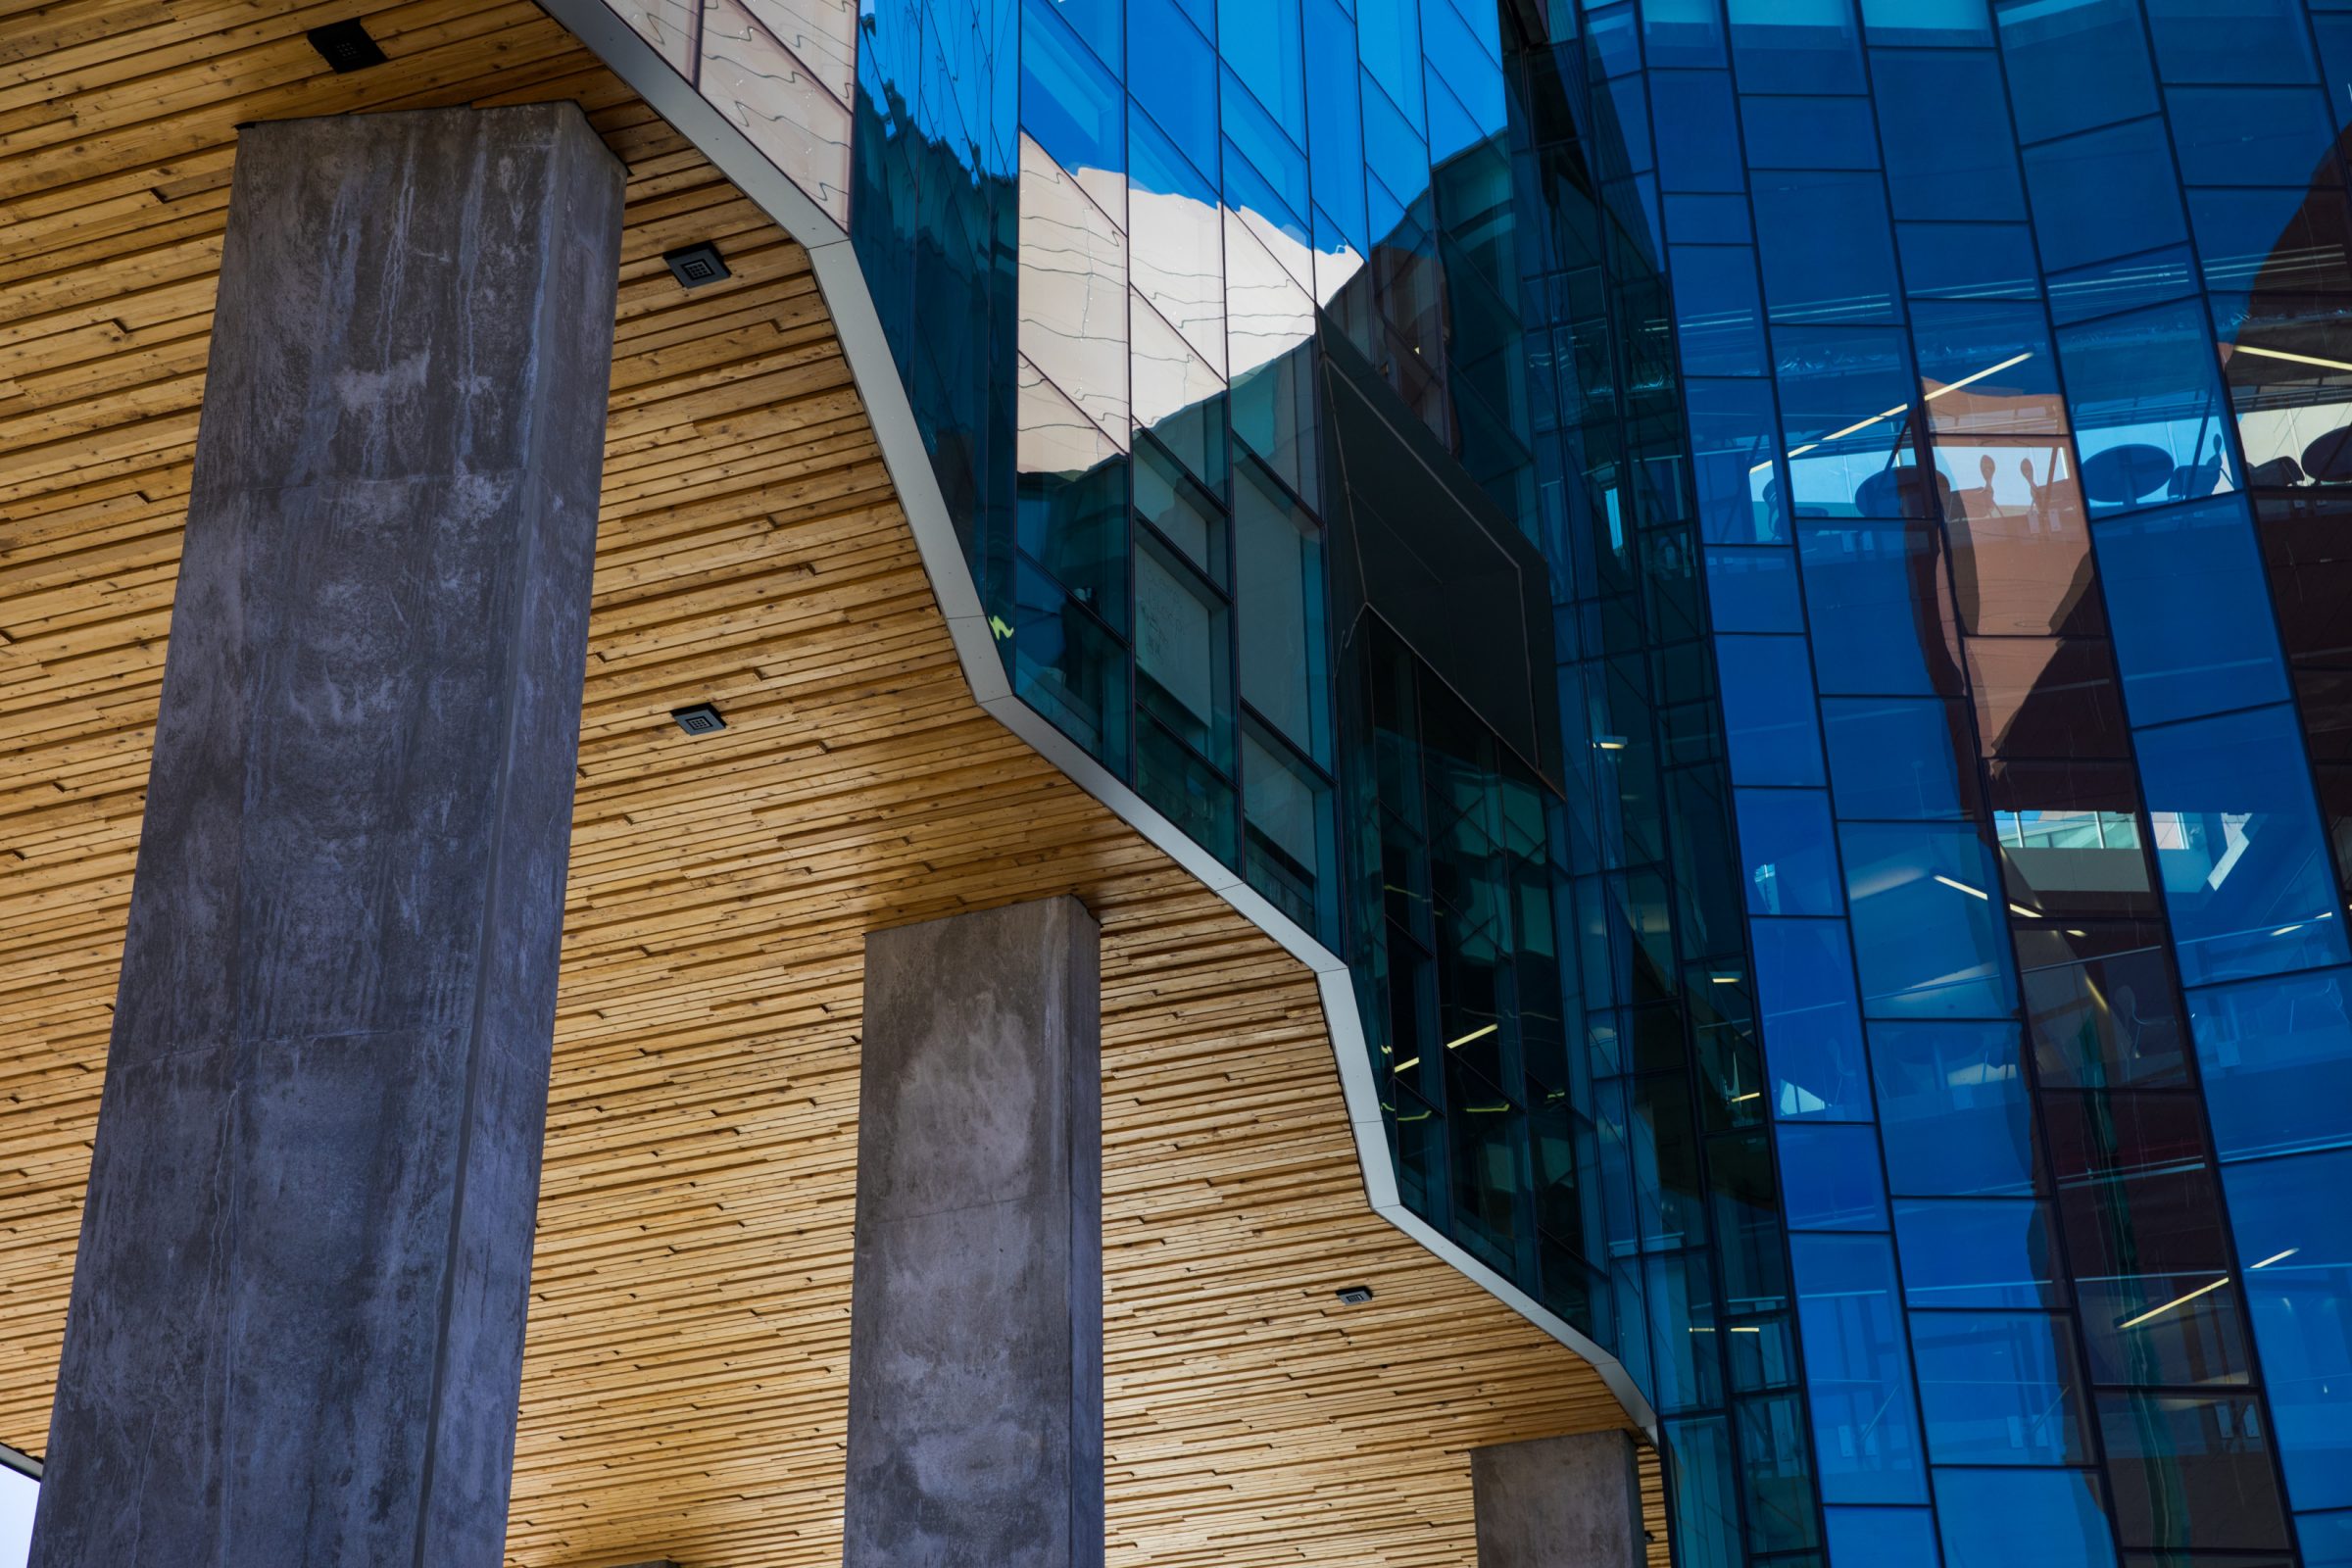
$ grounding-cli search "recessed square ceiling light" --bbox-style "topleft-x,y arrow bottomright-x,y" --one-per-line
670,703 -> 726,737
307,19 -> 386,72
662,242 -> 730,289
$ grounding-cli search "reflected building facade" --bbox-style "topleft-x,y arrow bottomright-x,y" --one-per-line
652,0 -> 2352,1560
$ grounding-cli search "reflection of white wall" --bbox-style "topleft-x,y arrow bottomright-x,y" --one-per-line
0,1466 -> 34,1568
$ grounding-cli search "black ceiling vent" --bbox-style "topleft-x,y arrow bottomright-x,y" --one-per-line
662,242 -> 730,289
1334,1285 -> 1374,1305
307,19 -> 387,72
671,703 -> 726,737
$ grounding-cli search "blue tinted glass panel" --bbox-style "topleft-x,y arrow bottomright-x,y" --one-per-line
1754,171 -> 1901,325
1301,0 -> 1365,246
1690,378 -> 1788,545
1912,1310 -> 2091,1465
2313,1510 -> 2352,1568
1934,1467 -> 2118,1568
1219,0 -> 1304,137
1824,698 -> 1980,821
1667,192 -> 1751,244
1752,918 -> 1872,1120
1672,245 -> 1769,377
2188,966 -> 2352,1159
1861,0 -> 1988,44
1871,51 -> 2026,221
1870,1020 -> 2035,1197
1720,636 -> 1827,785
1896,222 -> 2041,303
1840,822 -> 2017,1020
1894,1197 -> 2061,1308
1129,0 -> 1217,176
1738,788 -> 1843,916
2095,500 -> 2288,726
1650,70 -> 1746,194
1773,326 -> 1914,513
1798,523 -> 1964,698
1792,1233 -> 1929,1503
2223,1151 -> 2352,1512
2135,705 -> 2350,985
1727,0 -> 1866,94
2044,245 -> 2199,327
1645,0 -> 1726,67
1707,546 -> 1805,632
1222,65 -> 1310,229
1023,0 -> 1126,182
2059,302 -> 2237,517
1995,0 -> 2157,144
2146,0 -> 2316,84
2167,86 -> 2336,188
1740,94 -> 1878,170
1355,0 -> 1422,128
2022,118 -> 2187,277
1826,1504 -> 1941,1566
1050,0 -> 1122,70
1780,1122 -> 1889,1231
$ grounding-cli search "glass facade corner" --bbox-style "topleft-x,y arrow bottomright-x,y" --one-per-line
577,0 -> 2352,1556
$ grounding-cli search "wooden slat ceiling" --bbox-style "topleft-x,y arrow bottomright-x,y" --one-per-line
0,2 -> 1665,1563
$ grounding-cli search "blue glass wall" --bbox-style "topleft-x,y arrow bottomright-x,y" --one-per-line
841,0 -> 2352,1562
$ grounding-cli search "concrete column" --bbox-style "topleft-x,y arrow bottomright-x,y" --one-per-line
1472,1432 -> 1647,1568
30,105 -> 624,1568
844,898 -> 1103,1568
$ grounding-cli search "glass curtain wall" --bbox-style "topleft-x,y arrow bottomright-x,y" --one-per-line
1629,0 -> 2352,1562
841,0 -> 2352,1562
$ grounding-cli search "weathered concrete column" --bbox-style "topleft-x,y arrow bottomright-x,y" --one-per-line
1472,1432 -> 1647,1568
844,898 -> 1104,1567
30,105 -> 624,1568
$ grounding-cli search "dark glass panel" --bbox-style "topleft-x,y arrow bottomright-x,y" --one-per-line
1650,68 -> 1747,195
1706,546 -> 1806,633
1725,0 -> 1866,94
1754,172 -> 1902,326
2188,965 -> 2352,1159
1235,461 -> 1328,761
2133,704 -> 2350,986
2098,1393 -> 2291,1553
2056,1157 -> 2255,1388
1994,0 -> 2158,144
1933,1467 -> 2119,1568
1241,715 -> 1335,938
1987,758 -> 2156,921
2253,495 -> 2352,670
1740,1389 -> 1827,1552
2167,86 -> 2335,189
1895,1197 -> 2064,1309
2022,119 -> 2188,278
1669,1415 -> 1745,1568
1689,377 -> 1789,545
1792,1233 -> 1930,1504
1871,50 -> 2024,221
1839,821 -> 2017,1021
1965,638 -> 2132,761
2221,1151 -> 2352,1512
1913,1310 -> 2093,1466
2024,947 -> 2188,1091
2144,0 -> 2317,85
1740,94 -> 1878,172
1869,1019 -> 2036,1198
1010,556 -> 1131,771
1897,221 -> 2041,305
1671,245 -> 1771,377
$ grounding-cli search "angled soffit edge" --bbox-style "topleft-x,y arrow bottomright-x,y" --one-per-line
536,0 -> 1661,1443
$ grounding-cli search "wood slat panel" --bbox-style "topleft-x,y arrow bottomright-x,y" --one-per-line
0,5 -> 1670,1564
